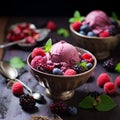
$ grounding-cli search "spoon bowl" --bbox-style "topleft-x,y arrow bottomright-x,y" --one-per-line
0,61 -> 46,104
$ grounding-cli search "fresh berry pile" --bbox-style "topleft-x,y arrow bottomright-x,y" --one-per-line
71,20 -> 120,37
6,22 -> 40,44
30,47 -> 95,76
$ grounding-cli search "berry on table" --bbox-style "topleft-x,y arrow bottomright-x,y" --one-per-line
11,82 -> 24,96
97,73 -> 111,88
67,106 -> 78,116
115,76 -> 120,87
104,82 -> 116,95
46,21 -> 57,31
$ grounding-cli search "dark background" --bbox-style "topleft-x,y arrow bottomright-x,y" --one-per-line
0,0 -> 120,18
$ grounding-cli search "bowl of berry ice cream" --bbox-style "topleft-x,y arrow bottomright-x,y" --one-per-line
69,10 -> 120,60
27,39 -> 97,100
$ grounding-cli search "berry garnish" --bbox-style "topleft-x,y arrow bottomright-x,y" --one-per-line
99,31 -> 110,37
82,53 -> 93,63
64,69 -> 76,76
71,21 -> 82,31
52,68 -> 63,75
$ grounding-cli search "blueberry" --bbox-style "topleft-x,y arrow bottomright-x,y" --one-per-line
111,20 -> 119,26
87,31 -> 97,37
80,24 -> 91,33
52,68 -> 63,75
79,30 -> 86,35
86,63 -> 93,69
67,106 -> 77,116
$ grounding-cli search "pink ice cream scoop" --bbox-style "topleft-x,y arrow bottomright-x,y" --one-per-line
48,40 -> 81,66
83,10 -> 113,34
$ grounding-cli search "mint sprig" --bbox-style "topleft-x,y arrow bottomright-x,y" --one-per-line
115,62 -> 120,72
44,38 -> 52,52
9,57 -> 25,69
79,93 -> 117,112
111,12 -> 119,21
57,28 -> 69,38
68,10 -> 85,23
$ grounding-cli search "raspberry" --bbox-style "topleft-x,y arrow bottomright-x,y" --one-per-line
11,82 -> 24,96
99,31 -> 110,37
46,21 -> 57,31
31,47 -> 45,58
26,36 -> 35,44
104,82 -> 116,95
115,76 -> 120,87
82,53 -> 93,63
71,22 -> 82,31
97,73 -> 111,87
64,69 -> 76,76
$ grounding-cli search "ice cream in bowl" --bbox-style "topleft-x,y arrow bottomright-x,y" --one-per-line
69,10 -> 120,60
27,39 -> 97,100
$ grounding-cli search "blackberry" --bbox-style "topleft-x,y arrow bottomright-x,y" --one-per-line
73,65 -> 86,74
49,100 -> 68,115
19,94 -> 36,112
109,26 -> 118,36
103,57 -> 120,72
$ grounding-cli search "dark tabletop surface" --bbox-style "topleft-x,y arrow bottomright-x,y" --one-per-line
0,17 -> 120,120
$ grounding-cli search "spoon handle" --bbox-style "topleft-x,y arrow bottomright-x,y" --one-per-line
0,39 -> 26,48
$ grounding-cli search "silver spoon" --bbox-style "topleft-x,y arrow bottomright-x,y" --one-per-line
0,61 -> 46,104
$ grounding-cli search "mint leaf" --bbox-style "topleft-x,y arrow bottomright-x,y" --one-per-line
79,96 -> 94,109
44,38 -> 52,52
9,57 -> 25,69
77,62 -> 88,70
95,94 -> 117,111
115,63 -> 120,72
68,10 -> 85,23
111,12 -> 119,21
57,28 -> 69,38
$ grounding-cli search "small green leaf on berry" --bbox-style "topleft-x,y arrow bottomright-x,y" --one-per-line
9,57 -> 25,69
79,95 -> 94,109
95,94 -> 117,111
115,62 -> 120,72
57,28 -> 69,38
44,38 -> 52,52
69,10 -> 85,23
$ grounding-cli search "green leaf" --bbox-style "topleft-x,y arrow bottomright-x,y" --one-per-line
44,38 -> 52,52
77,62 -> 88,70
111,12 -> 119,21
115,63 -> 120,72
68,10 -> 85,23
57,28 -> 69,38
79,96 -> 94,109
95,94 -> 117,111
9,57 -> 25,69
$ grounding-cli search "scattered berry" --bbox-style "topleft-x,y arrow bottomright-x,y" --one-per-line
97,73 -> 111,87
31,47 -> 45,58
46,21 -> 57,31
115,76 -> 120,87
71,21 -> 82,31
11,82 -> 24,96
64,69 -> 76,76
104,82 -> 116,95
50,101 -> 68,115
67,106 -> 77,116
19,94 -> 36,112
99,31 -> 110,37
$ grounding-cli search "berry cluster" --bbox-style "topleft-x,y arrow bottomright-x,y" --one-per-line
31,47 -> 94,76
49,100 -> 77,116
71,20 -> 120,38
97,73 -> 120,95
6,22 -> 40,44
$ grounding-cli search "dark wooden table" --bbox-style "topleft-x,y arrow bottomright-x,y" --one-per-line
0,17 -> 120,120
